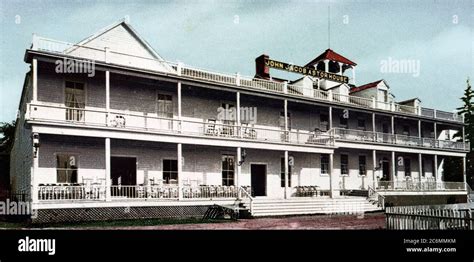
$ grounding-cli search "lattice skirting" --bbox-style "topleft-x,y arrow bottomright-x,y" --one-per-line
32,205 -> 211,224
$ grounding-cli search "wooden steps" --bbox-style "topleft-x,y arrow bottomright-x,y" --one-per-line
240,197 -> 382,217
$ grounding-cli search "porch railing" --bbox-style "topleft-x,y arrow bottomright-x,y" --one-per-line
30,36 -> 464,123
38,184 -> 105,201
376,181 -> 467,192
27,103 -> 334,147
110,185 -> 179,199
368,185 -> 385,208
182,185 -> 247,199
37,184 -> 253,201
332,128 -> 469,151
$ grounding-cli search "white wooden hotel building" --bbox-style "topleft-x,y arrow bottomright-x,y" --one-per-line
10,19 -> 470,222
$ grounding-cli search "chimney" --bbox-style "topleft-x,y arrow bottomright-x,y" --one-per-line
255,54 -> 270,79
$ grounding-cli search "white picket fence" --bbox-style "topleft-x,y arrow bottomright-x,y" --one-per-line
386,205 -> 473,230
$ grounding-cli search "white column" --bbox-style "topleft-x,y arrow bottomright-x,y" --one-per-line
329,153 -> 335,198
372,113 -> 376,133
105,138 -> 111,201
418,120 -> 421,138
32,58 -> 38,102
418,153 -> 423,182
391,151 -> 396,181
236,147 -> 241,191
284,150 -> 289,199
329,106 -> 333,129
177,81 -> 182,132
338,62 -> 343,75
324,59 -> 329,72
391,116 -> 395,135
177,143 -> 183,200
462,156 -> 467,189
284,100 -> 288,142
462,126 -> 465,142
434,155 -> 439,182
105,71 -> 110,111
372,150 -> 377,189
177,81 -> 182,118
434,122 -> 437,140
236,92 -> 241,125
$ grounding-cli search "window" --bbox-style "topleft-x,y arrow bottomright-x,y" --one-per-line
339,114 -> 348,129
402,125 -> 410,136
320,114 -> 329,131
321,154 -> 329,175
157,94 -> 173,118
340,154 -> 349,175
222,155 -> 235,186
56,154 -> 78,183
359,156 -> 367,176
404,158 -> 411,177
65,81 -> 85,121
280,157 -> 292,187
163,159 -> 178,184
357,119 -> 366,130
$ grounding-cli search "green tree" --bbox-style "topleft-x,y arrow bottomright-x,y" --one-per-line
0,121 -> 16,153
443,79 -> 473,186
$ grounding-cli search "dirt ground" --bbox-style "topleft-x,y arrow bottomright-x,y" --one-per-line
108,212 -> 386,230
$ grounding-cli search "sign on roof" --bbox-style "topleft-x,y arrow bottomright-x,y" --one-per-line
265,58 -> 349,84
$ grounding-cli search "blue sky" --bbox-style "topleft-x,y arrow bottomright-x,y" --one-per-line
0,0 -> 472,123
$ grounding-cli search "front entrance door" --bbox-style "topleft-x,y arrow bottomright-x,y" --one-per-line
251,164 -> 266,197
111,157 -> 137,186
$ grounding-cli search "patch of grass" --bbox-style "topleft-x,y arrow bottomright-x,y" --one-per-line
0,217 -> 232,229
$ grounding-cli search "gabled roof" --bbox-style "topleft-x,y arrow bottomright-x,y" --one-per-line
70,18 -> 165,61
398,98 -> 421,104
350,79 -> 387,93
305,49 -> 357,67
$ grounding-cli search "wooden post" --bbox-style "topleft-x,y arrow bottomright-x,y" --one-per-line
284,150 -> 289,199
32,58 -> 38,102
105,138 -> 111,201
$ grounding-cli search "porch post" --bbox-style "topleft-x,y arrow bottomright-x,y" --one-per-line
391,151 -> 396,182
418,120 -> 421,138
434,122 -> 437,140
462,156 -> 467,190
372,113 -> 376,132
284,150 -> 289,199
391,116 -> 395,135
105,138 -> 111,201
237,92 -> 241,137
32,58 -> 38,102
105,71 -> 110,111
329,106 -> 333,129
329,153 -> 335,198
434,154 -> 439,182
177,81 -> 182,132
418,153 -> 423,183
372,150 -> 377,189
177,143 -> 183,200
236,147 -> 241,193
284,99 -> 288,142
